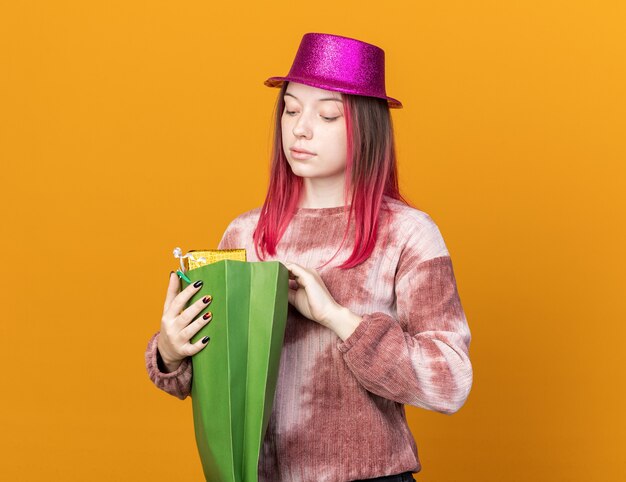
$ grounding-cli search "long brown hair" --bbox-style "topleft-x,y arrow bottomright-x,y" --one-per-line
252,81 -> 416,270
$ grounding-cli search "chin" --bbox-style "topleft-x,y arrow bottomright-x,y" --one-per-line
288,163 -> 319,177
288,163 -> 309,175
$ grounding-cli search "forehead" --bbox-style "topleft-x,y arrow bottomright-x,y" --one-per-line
284,82 -> 343,102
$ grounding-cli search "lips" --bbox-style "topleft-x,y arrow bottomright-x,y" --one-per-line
290,147 -> 315,155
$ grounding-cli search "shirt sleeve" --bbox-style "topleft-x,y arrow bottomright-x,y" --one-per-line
336,220 -> 473,415
144,219 -> 240,400
145,331 -> 193,400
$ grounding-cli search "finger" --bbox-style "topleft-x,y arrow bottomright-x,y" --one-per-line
285,262 -> 309,286
287,288 -> 295,306
179,309 -> 213,340
165,279 -> 205,319
163,271 -> 181,313
181,336 -> 211,357
285,263 -> 298,279
176,295 -> 213,329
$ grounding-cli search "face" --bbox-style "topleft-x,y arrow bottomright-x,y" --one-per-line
281,82 -> 347,180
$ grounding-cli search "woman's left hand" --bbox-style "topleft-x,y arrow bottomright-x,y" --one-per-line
284,261 -> 341,328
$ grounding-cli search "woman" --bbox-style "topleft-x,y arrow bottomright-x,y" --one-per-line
146,33 -> 473,482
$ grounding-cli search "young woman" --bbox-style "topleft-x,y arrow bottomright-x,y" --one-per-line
146,33 -> 473,482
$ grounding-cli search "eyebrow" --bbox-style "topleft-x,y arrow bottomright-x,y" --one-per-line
284,92 -> 342,103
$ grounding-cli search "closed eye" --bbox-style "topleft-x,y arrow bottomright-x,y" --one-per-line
285,110 -> 339,122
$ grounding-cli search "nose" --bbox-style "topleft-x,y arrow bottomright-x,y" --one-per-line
292,112 -> 312,139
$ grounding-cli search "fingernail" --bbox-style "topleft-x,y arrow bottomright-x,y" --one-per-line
169,271 -> 175,277
202,295 -> 212,304
193,280 -> 203,288
201,336 -> 210,344
203,311 -> 212,321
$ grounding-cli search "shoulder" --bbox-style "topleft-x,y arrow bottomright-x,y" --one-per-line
226,206 -> 262,230
383,195 -> 436,227
217,206 -> 262,249
382,195 -> 449,262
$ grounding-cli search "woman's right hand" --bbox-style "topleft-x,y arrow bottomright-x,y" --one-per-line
157,272 -> 214,372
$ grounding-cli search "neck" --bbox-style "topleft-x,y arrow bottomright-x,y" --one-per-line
298,177 -> 352,209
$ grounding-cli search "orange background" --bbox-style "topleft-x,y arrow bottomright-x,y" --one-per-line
1,1 -> 625,480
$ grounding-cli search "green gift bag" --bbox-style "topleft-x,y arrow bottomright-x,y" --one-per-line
179,258 -> 289,482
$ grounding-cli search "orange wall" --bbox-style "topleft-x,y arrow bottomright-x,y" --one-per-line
1,1 -> 624,480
